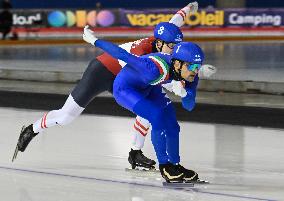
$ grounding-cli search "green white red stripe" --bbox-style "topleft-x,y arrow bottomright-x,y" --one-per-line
149,56 -> 169,85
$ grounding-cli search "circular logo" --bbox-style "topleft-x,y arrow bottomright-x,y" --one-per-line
96,10 -> 115,27
48,11 -> 66,27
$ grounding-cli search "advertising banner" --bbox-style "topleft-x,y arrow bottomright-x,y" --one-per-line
46,9 -> 120,28
119,9 -> 224,27
10,8 -> 284,28
11,9 -> 120,28
120,8 -> 283,27
12,10 -> 46,27
225,9 -> 284,27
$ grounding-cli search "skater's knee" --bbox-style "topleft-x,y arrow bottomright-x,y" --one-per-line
151,109 -> 179,132
168,120 -> 180,131
150,108 -> 165,130
165,121 -> 180,137
85,58 -> 97,72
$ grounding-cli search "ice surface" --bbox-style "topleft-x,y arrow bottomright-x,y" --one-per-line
0,107 -> 284,201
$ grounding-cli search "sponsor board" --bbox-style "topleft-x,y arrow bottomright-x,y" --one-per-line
12,10 -> 46,27
121,9 -> 224,27
225,9 -> 283,26
10,8 -> 284,28
121,8 -> 283,27
47,10 -> 117,27
11,9 -> 118,28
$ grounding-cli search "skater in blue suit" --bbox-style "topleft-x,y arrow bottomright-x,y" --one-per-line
83,26 -> 204,183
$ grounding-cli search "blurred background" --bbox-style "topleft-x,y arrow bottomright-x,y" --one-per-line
0,0 -> 283,127
1,0 -> 284,40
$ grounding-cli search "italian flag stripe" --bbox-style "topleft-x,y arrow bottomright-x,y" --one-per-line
150,57 -> 163,75
149,56 -> 169,85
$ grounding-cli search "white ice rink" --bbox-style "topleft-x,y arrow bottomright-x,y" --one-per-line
1,107 -> 284,201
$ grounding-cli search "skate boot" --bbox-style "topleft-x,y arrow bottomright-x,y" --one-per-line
176,164 -> 199,182
12,124 -> 38,162
159,163 -> 184,183
128,149 -> 156,170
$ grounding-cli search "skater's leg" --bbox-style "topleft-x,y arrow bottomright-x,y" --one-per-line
14,59 -> 115,157
131,116 -> 150,150
133,99 -> 185,182
116,92 -> 156,168
128,116 -> 156,168
71,58 -> 115,107
32,59 -> 114,133
33,95 -> 84,133
163,104 -> 180,164
134,86 -> 176,164
114,85 -> 184,182
32,58 -> 115,133
149,105 -> 180,165
153,102 -> 198,181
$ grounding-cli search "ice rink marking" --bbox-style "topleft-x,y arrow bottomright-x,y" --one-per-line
0,166 -> 277,201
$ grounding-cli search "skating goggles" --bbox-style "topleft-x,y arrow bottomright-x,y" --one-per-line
187,63 -> 201,72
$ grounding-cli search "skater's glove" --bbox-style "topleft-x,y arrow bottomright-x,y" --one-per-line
187,1 -> 198,13
162,80 -> 187,98
162,82 -> 174,92
172,80 -> 187,97
198,64 -> 217,78
83,25 -> 98,46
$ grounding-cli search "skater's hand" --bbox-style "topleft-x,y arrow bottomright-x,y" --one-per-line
83,25 -> 98,45
172,80 -> 187,97
198,64 -> 217,78
187,1 -> 198,13
162,80 -> 187,98
162,82 -> 174,92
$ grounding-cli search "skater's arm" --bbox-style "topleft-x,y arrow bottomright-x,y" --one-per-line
169,1 -> 198,27
96,40 -> 161,79
83,26 -> 151,70
83,26 -> 167,84
95,39 -> 145,67
181,76 -> 199,111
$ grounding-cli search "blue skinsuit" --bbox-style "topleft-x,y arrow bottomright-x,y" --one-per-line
95,39 -> 199,164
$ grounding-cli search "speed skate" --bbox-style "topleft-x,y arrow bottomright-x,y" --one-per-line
125,166 -> 209,186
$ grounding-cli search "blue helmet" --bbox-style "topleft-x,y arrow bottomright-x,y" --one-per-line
154,22 -> 183,44
172,42 -> 204,64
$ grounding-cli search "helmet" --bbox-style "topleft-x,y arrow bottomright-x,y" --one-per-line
170,42 -> 205,81
154,22 -> 183,44
172,42 -> 204,64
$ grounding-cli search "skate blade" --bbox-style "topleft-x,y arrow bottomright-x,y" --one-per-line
12,145 -> 18,162
163,181 -> 194,187
185,179 -> 210,184
125,167 -> 159,172
12,126 -> 25,162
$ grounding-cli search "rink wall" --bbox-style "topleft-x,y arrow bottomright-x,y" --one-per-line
0,90 -> 284,129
